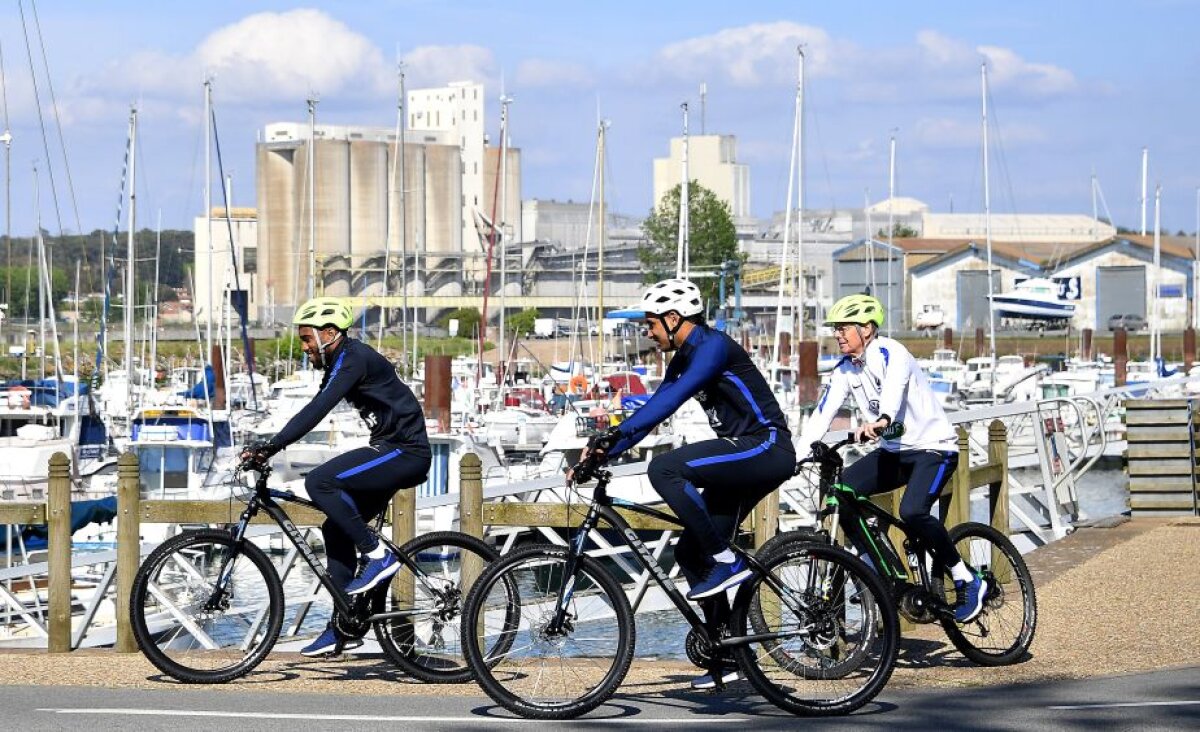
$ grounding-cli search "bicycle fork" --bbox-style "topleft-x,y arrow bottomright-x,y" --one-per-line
546,502 -> 603,635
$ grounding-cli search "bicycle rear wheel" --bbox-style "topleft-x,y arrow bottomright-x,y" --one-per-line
460,544 -> 634,720
374,531 -> 515,683
936,522 -> 1037,666
130,529 -> 284,683
733,540 -> 898,716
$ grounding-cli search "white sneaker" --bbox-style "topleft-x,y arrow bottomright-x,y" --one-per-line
691,667 -> 741,689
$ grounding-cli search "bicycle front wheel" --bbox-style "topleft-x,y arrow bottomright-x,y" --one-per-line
460,544 -> 635,720
937,522 -> 1037,666
374,530 -> 514,683
130,529 -> 284,683
733,540 -> 898,716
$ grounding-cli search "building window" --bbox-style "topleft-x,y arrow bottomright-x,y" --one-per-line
243,247 -> 257,274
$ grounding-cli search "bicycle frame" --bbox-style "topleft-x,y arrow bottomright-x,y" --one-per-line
548,470 -> 822,652
211,469 -> 440,625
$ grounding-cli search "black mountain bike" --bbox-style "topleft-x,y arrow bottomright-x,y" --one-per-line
130,463 -> 517,683
769,436 -> 1037,666
459,458 -> 899,720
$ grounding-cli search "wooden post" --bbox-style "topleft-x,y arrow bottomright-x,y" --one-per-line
1081,328 -> 1094,362
458,453 -> 484,592
942,327 -> 953,350
779,331 -> 792,364
423,355 -> 452,433
986,420 -> 1009,536
752,490 -> 779,550
974,328 -> 985,358
115,452 -> 141,652
47,452 -> 72,653
941,427 -> 971,530
390,487 -> 416,608
797,341 -> 819,404
1114,328 -> 1128,386
1185,327 -> 1196,371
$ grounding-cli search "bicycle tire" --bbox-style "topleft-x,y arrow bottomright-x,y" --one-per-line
732,539 -> 898,716
374,530 -> 514,683
936,522 -> 1037,666
130,529 -> 284,683
460,544 -> 635,720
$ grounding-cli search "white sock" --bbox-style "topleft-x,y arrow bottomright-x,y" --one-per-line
366,542 -> 387,559
712,549 -> 736,564
949,561 -> 974,583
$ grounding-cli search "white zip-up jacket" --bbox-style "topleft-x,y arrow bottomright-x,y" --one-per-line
797,336 -> 958,453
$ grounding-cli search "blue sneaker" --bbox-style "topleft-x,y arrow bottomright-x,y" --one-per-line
687,557 -> 752,600
300,625 -> 362,657
953,574 -> 989,623
345,548 -> 401,596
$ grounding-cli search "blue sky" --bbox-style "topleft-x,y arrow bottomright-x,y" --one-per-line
1,1 -> 1199,239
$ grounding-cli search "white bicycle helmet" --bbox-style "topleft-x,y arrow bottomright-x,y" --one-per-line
638,278 -> 704,318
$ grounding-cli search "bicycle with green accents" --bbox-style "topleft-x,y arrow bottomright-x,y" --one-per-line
765,434 -> 1037,666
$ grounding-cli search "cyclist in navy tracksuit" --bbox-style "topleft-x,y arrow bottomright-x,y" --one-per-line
576,279 -> 795,688
244,296 -> 430,656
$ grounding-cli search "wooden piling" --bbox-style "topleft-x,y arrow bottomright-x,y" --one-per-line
975,328 -> 985,358
797,341 -> 819,404
47,452 -> 72,653
942,327 -> 953,350
458,453 -> 484,591
115,452 -> 141,652
423,355 -> 452,433
210,344 -> 226,410
1081,328 -> 1093,362
1185,327 -> 1196,371
1114,328 -> 1128,386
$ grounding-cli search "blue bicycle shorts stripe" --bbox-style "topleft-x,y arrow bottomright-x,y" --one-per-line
336,448 -> 403,479
685,429 -> 777,468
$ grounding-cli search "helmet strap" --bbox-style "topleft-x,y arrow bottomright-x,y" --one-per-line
312,328 -> 343,369
657,312 -> 685,350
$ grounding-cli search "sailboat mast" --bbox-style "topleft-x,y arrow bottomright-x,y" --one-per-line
125,106 -> 137,416
677,103 -> 689,279
204,79 -> 213,357
887,132 -> 896,336
596,120 -> 607,367
1140,147 -> 1148,236
981,63 -> 997,400
772,47 -> 803,367
307,97 -> 317,302
497,94 -> 512,384
794,48 -> 806,343
1152,185 -> 1162,365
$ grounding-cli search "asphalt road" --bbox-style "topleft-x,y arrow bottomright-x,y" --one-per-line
7,666 -> 1198,731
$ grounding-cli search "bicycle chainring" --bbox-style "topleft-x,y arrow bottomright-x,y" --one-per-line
685,629 -> 725,669
897,585 -> 940,624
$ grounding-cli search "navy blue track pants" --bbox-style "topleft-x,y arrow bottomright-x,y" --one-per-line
647,430 -> 795,628
305,444 -> 431,590
841,447 -> 960,569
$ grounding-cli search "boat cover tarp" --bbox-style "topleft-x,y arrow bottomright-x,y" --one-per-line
178,365 -> 216,400
18,496 -> 118,550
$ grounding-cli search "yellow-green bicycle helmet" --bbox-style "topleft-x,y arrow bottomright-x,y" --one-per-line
825,293 -> 884,327
293,296 -> 355,331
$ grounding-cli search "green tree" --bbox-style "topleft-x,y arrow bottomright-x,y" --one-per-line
506,308 -> 539,335
876,223 -> 919,238
640,182 -> 738,309
0,266 -> 70,318
438,307 -> 482,337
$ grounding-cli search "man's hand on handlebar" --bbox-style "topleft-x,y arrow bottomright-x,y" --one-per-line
239,440 -> 279,472
566,426 -> 620,484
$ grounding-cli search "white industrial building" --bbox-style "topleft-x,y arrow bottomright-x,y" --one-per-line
653,134 -> 751,221
192,207 -> 259,328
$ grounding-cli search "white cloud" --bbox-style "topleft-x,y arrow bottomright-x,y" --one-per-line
83,9 -> 391,105
912,116 -> 1048,149
402,44 -> 497,89
644,22 -> 839,87
515,59 -> 594,89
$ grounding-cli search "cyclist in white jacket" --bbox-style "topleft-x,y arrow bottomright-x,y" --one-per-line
798,293 -> 987,623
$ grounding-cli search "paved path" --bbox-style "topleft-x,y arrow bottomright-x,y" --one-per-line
7,666 -> 1199,730
2,516 -> 1198,726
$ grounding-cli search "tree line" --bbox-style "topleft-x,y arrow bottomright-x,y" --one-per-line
0,229 -> 193,318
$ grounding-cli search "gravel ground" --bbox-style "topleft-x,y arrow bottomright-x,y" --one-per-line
1,517 -> 1196,697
